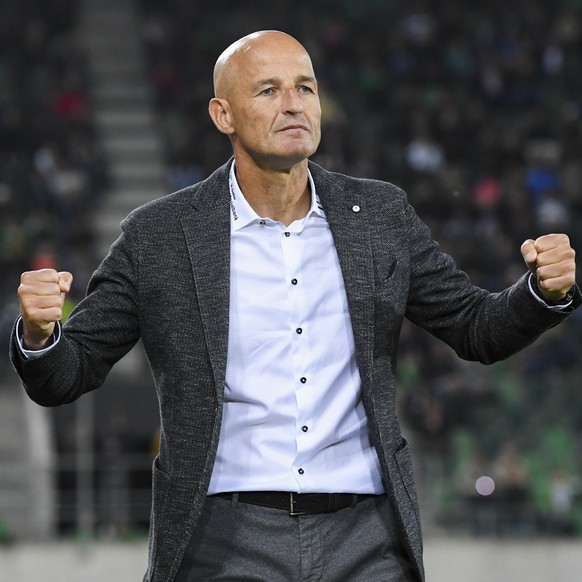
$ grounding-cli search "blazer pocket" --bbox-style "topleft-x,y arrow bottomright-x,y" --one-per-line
375,258 -> 408,318
377,258 -> 397,284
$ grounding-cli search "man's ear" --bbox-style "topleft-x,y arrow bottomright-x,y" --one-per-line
208,98 -> 235,135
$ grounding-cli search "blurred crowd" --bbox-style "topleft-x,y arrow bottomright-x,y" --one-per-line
0,0 -> 109,371
1,0 -> 581,536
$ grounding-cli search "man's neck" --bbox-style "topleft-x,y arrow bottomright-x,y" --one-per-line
234,158 -> 311,227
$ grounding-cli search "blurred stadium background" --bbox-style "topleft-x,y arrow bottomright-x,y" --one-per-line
1,0 -> 582,579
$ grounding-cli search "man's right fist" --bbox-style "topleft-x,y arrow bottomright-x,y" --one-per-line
18,269 -> 73,350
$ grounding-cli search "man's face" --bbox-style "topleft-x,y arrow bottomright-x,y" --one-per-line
216,34 -> 322,170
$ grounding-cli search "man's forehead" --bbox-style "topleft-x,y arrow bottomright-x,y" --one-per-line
236,47 -> 315,81
214,31 -> 314,96
239,41 -> 312,67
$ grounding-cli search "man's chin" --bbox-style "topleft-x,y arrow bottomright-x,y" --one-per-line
275,143 -> 319,165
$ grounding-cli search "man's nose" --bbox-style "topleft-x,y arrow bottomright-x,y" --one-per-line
281,89 -> 305,113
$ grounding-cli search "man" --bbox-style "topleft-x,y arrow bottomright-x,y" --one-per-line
12,31 -> 579,582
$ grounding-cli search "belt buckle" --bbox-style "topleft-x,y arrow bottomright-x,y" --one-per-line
289,492 -> 307,516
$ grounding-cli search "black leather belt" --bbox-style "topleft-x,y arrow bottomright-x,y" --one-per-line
214,491 -> 377,516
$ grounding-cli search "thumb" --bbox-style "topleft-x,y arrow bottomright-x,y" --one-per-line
58,271 -> 74,294
520,239 -> 538,274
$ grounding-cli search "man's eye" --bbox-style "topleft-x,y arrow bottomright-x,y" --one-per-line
260,88 -> 275,95
299,85 -> 314,93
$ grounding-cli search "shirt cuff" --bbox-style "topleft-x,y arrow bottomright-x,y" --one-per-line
16,318 -> 61,359
527,274 -> 574,312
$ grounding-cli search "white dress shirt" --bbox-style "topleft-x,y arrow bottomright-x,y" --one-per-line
207,164 -> 384,494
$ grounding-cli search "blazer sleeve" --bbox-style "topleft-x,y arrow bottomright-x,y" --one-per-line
10,221 -> 141,406
401,198 -> 581,364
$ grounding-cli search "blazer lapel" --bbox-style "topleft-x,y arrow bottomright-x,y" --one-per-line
180,164 -> 231,399
311,163 -> 375,387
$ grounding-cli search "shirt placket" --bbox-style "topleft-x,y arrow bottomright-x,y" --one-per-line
279,224 -> 315,490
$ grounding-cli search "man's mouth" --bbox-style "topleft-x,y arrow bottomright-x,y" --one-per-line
279,124 -> 308,132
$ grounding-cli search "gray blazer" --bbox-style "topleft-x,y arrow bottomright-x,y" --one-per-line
11,160 -> 580,582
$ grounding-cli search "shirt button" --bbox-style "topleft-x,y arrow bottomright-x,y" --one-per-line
298,468 -> 305,475
300,377 -> 307,384
284,232 -> 290,237
302,426 -> 309,432
291,278 -> 298,285
296,327 -> 303,334
259,220 -> 266,225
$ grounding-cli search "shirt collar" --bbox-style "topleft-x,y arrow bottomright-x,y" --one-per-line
228,162 -> 325,231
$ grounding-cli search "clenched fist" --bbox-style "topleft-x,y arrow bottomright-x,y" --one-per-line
18,269 -> 73,350
521,234 -> 576,303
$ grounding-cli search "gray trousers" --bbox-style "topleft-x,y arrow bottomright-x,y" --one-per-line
176,494 -> 417,581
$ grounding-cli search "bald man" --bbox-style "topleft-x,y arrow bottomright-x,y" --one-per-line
12,31 -> 579,582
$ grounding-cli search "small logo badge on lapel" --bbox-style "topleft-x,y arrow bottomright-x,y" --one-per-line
352,205 -> 361,213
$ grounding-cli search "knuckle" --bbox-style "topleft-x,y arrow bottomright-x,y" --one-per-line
20,272 -> 34,286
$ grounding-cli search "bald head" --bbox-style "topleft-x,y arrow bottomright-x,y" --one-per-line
208,30 -> 321,171
213,31 -> 313,99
